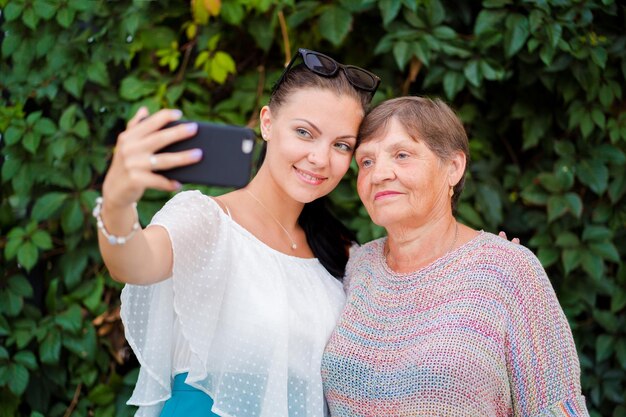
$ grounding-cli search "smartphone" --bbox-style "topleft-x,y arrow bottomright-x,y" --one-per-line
155,121 -> 256,188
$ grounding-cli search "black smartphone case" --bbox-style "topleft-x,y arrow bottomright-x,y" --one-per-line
156,121 -> 256,188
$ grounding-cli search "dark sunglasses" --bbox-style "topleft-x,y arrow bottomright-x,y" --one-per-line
272,48 -> 381,96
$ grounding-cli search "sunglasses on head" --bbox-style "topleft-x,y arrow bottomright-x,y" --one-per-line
272,48 -> 381,96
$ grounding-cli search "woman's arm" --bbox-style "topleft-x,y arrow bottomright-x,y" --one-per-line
503,249 -> 589,416
97,108 -> 200,285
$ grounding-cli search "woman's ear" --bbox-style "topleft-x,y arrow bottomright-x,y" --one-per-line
448,150 -> 466,187
259,106 -> 272,140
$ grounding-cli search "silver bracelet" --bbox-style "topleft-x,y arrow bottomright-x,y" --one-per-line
92,197 -> 140,245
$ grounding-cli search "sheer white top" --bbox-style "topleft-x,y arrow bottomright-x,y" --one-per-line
121,190 -> 346,417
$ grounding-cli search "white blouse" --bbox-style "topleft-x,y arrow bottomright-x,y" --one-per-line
120,190 -> 346,417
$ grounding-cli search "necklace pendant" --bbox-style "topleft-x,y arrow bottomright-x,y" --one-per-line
291,243 -> 297,250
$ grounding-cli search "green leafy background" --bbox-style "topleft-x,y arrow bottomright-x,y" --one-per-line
1,0 -> 625,416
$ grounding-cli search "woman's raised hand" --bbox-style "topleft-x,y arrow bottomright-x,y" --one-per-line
102,108 -> 201,209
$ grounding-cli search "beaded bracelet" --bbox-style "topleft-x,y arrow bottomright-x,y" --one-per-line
92,197 -> 140,245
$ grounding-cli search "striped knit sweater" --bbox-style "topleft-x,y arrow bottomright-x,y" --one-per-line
321,232 -> 589,416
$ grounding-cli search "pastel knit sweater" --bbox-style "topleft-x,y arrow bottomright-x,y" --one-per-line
321,232 -> 589,416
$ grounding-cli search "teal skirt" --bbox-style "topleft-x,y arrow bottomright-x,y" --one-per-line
159,373 -> 219,417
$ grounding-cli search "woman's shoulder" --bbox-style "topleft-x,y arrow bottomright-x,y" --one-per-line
472,231 -> 549,286
348,237 -> 385,267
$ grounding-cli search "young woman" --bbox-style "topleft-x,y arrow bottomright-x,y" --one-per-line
95,49 -> 380,417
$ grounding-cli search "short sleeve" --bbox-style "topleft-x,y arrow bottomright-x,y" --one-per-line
502,247 -> 589,416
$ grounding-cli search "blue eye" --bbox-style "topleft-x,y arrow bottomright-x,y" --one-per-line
335,142 -> 353,152
397,152 -> 409,159
296,128 -> 311,138
361,159 -> 373,168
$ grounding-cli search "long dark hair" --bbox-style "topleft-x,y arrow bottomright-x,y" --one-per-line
261,63 -> 372,278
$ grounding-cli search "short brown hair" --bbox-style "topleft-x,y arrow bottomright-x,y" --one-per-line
358,96 -> 469,210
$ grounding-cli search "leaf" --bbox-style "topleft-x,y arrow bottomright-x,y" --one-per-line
88,383 -> 115,405
425,0 -> 445,26
547,195 -> 567,222
32,192 -> 68,221
537,247 -> 559,268
3,2 -> 23,21
582,225 -> 612,241
2,158 -> 21,182
504,14 -> 529,57
87,61 -> 109,86
596,334 -> 614,362
8,364 -> 29,396
248,18 -> 274,52
63,74 -> 85,98
443,71 -> 465,100
63,324 -> 97,361
13,351 -> 37,370
379,0 -> 402,25
611,289 -> 626,313
39,329 -> 61,364
22,7 -> 40,30
220,1 -> 244,25
30,230 -> 53,250
207,51 -> 235,84
555,232 -> 579,248
17,241 -> 38,271
61,198 -> 84,233
561,249 -> 581,275
23,131 -> 41,154
392,41 -> 411,70
563,192 -> 582,218
319,5 -> 353,47
581,251 -> 603,281
120,76 -> 155,101
33,0 -> 57,19
463,59 -> 481,87
72,159 -> 91,189
589,242 -> 620,263
475,10 -> 505,36
56,6 -> 75,28
55,304 -> 83,334
5,126 -> 23,145
545,22 -> 562,49
577,159 -> 609,195
2,32 -> 20,57
34,118 -> 56,135
59,250 -> 89,288
8,275 -> 33,298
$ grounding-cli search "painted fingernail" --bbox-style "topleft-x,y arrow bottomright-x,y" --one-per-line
190,148 -> 203,159
173,181 -> 182,189
186,123 -> 198,133
171,109 -> 183,119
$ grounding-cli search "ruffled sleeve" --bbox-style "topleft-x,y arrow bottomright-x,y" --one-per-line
120,190 -> 223,416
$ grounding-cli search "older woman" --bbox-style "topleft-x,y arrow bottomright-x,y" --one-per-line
321,97 -> 589,416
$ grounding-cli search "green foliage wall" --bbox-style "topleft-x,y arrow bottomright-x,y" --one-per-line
1,0 -> 624,416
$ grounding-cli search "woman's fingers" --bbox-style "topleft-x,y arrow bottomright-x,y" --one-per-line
148,149 -> 203,172
499,231 -> 520,244
127,106 -> 150,129
121,109 -> 183,143
144,122 -> 198,154
135,171 -> 182,192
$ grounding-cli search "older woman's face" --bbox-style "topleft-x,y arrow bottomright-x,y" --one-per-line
355,118 -> 454,229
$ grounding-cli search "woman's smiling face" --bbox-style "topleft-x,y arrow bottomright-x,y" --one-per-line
355,117 -> 455,229
260,88 -> 364,203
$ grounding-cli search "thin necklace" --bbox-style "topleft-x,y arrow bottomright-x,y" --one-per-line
385,221 -> 459,264
245,189 -> 298,250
